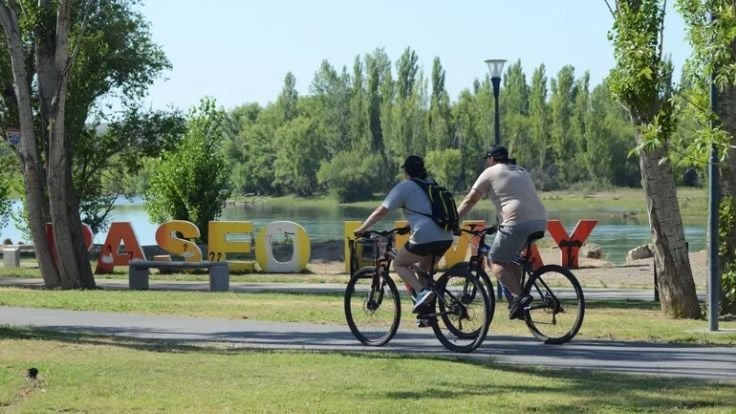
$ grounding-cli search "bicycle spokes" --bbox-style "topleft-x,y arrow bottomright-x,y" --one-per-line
523,265 -> 585,345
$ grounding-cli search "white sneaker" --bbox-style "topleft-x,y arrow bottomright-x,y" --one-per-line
411,288 -> 435,313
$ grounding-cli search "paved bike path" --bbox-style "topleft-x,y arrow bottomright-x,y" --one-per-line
1,306 -> 734,381
0,277 -> 698,301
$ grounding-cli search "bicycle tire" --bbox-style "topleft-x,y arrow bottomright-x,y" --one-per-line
431,268 -> 490,353
439,264 -> 496,338
522,264 -> 585,345
344,267 -> 401,346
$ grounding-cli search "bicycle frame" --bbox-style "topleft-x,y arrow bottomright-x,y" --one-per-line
348,228 -> 437,299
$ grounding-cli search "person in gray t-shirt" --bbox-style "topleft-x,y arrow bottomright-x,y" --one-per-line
355,155 -> 453,315
456,146 -> 547,320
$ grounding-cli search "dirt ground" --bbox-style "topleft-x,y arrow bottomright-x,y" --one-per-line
307,246 -> 709,289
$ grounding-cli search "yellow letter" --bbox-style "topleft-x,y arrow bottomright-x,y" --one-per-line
208,221 -> 255,272
155,221 -> 202,272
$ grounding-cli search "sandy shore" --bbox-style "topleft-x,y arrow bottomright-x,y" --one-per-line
307,247 -> 709,289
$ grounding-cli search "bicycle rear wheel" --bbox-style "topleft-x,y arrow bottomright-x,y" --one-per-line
431,269 -> 490,353
523,264 -> 585,345
344,267 -> 401,346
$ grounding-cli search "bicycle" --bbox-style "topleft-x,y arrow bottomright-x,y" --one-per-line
456,223 -> 585,345
344,226 -> 491,353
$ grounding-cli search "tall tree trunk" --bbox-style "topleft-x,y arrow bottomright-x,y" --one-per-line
0,2 -> 61,287
637,131 -> 701,318
717,79 -> 736,314
36,0 -> 95,288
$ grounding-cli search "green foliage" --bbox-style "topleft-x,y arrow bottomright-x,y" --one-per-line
317,151 -> 381,202
221,47 -> 645,198
1,0 -> 173,235
77,108 -> 186,233
272,116 -> 323,196
144,99 -> 232,242
719,196 -> 736,314
425,149 -> 462,190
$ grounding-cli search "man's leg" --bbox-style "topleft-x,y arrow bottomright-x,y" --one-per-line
490,260 -> 522,296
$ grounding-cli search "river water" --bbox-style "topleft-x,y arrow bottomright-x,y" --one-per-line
0,198 -> 706,264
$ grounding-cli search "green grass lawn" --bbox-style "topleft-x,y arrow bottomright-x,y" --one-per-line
1,287 -> 734,345
0,330 -> 734,413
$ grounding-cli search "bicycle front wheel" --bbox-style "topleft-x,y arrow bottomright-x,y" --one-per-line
431,269 -> 490,353
344,267 -> 401,346
523,264 -> 585,345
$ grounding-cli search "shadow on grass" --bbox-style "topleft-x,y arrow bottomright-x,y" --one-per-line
585,299 -> 662,310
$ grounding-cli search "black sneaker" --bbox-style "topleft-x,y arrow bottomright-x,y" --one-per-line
509,294 -> 532,320
415,314 -> 434,328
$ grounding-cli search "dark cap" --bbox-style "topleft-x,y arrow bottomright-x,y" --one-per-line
401,155 -> 424,169
483,145 -> 508,160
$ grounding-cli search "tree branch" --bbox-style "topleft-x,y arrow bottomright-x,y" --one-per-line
63,0 -> 97,81
603,0 -> 616,18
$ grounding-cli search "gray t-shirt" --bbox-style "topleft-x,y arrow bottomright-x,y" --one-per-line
382,178 -> 454,245
471,163 -> 547,225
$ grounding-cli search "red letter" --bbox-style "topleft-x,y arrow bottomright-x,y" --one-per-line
546,219 -> 597,268
95,222 -> 146,274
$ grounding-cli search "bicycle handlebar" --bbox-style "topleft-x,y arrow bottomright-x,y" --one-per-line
354,225 -> 410,241
459,224 -> 497,237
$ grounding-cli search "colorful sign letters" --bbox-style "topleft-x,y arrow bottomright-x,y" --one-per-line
48,217 -> 596,275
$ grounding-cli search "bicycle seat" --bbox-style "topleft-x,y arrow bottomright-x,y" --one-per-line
526,231 -> 545,243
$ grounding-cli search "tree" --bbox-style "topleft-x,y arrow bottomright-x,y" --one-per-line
0,0 -> 94,288
550,65 -> 578,185
310,60 -> 351,156
272,114 -> 323,196
144,99 -> 231,243
77,108 -> 185,233
678,0 -> 736,314
0,0 -> 171,288
607,0 -> 700,318
426,57 -> 452,151
317,150 -> 381,202
500,61 -> 533,168
425,149 -> 462,189
528,64 -> 553,186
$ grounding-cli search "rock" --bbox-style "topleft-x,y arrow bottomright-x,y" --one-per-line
581,243 -> 603,259
627,244 -> 653,262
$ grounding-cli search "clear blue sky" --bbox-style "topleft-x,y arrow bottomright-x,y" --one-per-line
137,0 -> 691,111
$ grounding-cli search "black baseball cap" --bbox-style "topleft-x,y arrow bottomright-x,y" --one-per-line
483,145 -> 508,160
401,155 -> 424,168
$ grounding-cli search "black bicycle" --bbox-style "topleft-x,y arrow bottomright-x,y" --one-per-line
344,226 -> 491,353
456,224 -> 585,345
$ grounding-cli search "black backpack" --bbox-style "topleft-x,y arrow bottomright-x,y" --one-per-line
409,178 -> 460,233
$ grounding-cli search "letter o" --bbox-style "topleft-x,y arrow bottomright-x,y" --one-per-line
255,221 -> 310,272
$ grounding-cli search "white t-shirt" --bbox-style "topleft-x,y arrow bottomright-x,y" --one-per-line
471,163 -> 547,225
382,179 -> 454,244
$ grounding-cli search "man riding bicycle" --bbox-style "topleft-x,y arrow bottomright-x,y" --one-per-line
456,146 -> 547,319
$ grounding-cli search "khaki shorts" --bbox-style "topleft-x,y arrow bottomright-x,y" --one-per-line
489,220 -> 546,262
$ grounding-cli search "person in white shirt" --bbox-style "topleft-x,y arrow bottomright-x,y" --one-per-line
354,155 -> 453,318
456,146 -> 547,319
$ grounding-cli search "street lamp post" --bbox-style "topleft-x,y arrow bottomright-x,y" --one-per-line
485,59 -> 506,147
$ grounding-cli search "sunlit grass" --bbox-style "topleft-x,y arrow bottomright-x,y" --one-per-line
1,333 -> 733,413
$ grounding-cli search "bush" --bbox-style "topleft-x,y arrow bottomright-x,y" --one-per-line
144,99 -> 231,242
317,151 -> 381,202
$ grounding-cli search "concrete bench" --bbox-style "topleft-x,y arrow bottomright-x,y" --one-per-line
2,246 -> 20,268
128,259 -> 229,292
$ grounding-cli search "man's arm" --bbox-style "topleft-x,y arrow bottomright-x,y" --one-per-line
456,188 -> 484,220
